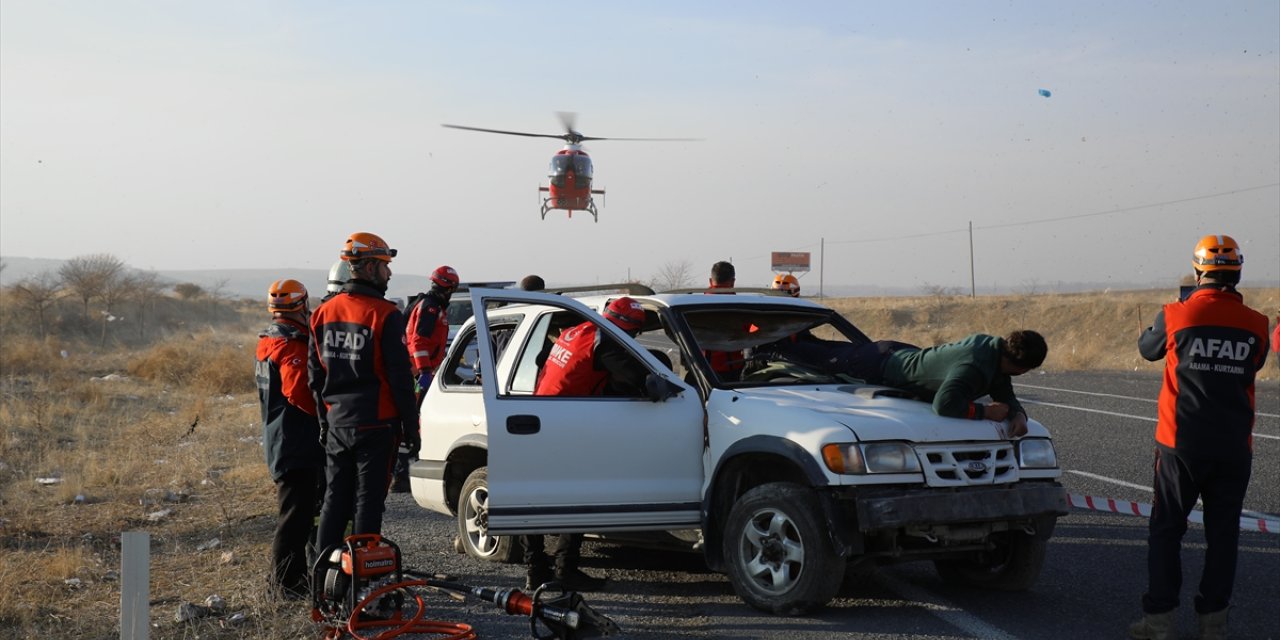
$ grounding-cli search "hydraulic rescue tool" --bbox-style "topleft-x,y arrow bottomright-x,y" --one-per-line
311,534 -> 620,639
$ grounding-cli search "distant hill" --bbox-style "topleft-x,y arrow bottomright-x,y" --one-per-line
5,255 -> 1272,300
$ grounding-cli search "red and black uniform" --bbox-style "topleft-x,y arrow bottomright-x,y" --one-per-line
702,284 -> 745,381
309,281 -> 418,554
1137,284 -> 1269,616
406,290 -> 450,377
255,316 -> 324,594
534,322 -> 647,397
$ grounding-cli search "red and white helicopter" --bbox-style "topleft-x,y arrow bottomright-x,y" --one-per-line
443,112 -> 693,222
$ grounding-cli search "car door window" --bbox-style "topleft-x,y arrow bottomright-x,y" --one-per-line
441,321 -> 517,389
503,308 -> 650,398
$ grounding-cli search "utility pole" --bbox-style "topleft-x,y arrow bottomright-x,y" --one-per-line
819,237 -> 825,299
968,221 -> 976,298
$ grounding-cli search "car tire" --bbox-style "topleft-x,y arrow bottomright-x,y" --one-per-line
457,467 -> 522,564
933,529 -> 1048,591
724,482 -> 844,615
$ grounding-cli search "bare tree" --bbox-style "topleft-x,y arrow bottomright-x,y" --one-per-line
649,259 -> 697,292
99,270 -> 141,346
10,271 -> 62,340
131,271 -> 162,341
59,254 -> 126,324
174,282 -> 204,300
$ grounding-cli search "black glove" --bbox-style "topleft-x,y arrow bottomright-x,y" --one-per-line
400,421 -> 421,459
318,420 -> 329,447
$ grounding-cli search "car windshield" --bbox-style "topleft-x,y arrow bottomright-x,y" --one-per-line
672,305 -> 872,388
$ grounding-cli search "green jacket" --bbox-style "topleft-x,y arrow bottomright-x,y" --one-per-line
881,334 -> 1023,419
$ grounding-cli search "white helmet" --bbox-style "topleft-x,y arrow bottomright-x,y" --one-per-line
327,260 -> 352,294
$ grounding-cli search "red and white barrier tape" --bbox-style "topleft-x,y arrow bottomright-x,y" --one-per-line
1067,493 -> 1278,535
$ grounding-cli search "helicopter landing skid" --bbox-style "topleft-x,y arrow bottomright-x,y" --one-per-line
540,197 -> 599,223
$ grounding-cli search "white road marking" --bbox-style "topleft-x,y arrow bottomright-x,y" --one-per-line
1015,382 -> 1280,419
877,572 -> 1019,640
1066,470 -> 1276,520
1019,399 -> 1278,439
1067,469 -> 1152,492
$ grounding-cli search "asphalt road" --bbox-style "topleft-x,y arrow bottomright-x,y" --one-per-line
381,370 -> 1280,639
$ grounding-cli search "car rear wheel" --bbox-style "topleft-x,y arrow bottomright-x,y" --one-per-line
724,482 -> 844,615
457,467 -> 522,563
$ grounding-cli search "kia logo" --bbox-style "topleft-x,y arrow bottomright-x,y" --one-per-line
965,461 -> 988,473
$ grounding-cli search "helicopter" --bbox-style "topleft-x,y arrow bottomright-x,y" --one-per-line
442,112 -> 693,222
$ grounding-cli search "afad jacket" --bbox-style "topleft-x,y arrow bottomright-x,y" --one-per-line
309,282 -> 418,431
1139,285 -> 1270,458
255,317 -> 322,480
405,290 -> 450,375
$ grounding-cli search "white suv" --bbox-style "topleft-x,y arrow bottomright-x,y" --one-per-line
410,288 -> 1067,615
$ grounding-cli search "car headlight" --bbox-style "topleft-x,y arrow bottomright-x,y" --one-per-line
822,442 -> 922,475
1018,438 -> 1058,468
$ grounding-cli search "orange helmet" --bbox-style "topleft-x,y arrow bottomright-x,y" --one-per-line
771,274 -> 800,297
341,232 -> 397,262
604,297 -> 645,332
267,279 -> 309,313
1192,235 -> 1243,272
430,265 -> 460,289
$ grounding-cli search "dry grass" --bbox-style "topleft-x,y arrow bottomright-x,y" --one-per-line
0,290 -> 1275,639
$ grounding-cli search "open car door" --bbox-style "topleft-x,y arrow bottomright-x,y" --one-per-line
470,288 -> 705,535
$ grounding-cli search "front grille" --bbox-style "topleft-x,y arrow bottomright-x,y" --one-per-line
915,444 -> 1018,487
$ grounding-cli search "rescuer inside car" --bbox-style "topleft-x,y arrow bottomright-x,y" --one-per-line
523,296 -> 650,591
1129,234 -> 1269,640
309,232 -> 420,556
255,279 -> 324,598
703,260 -> 746,380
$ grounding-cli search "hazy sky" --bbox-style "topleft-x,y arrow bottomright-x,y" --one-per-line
2,1 -> 1277,293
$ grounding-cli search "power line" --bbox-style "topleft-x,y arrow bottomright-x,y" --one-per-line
802,182 -> 1280,249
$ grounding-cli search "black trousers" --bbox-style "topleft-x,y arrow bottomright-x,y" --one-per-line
523,534 -> 584,570
316,425 -> 396,554
1143,447 -> 1251,615
272,467 -> 322,591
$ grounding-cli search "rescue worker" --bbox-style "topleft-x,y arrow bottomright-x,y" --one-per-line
524,297 -> 650,592
310,232 -> 419,556
255,279 -> 324,598
394,265 -> 459,492
406,265 -> 460,401
1129,234 -> 1269,640
520,274 -> 546,291
878,331 -> 1046,438
704,260 -> 745,380
771,273 -> 800,297
322,260 -> 352,302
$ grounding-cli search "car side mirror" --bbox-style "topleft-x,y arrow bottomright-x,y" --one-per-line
644,374 -> 682,402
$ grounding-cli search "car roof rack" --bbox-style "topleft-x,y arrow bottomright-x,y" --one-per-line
547,283 -> 656,296
456,281 -> 517,291
658,287 -> 789,296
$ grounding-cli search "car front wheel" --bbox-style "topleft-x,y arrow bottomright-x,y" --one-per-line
724,482 -> 844,615
457,467 -> 522,563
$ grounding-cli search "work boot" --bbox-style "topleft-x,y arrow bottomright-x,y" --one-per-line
554,566 -> 607,592
1198,608 -> 1229,640
1129,610 -> 1176,640
525,564 -> 554,592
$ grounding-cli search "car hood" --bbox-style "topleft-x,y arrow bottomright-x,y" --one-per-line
725,385 -> 1049,442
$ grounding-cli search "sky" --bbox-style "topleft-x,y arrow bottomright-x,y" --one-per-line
2,1 -> 1278,294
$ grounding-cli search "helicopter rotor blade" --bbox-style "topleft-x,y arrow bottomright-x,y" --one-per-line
442,124 -> 569,142
577,136 -> 702,142
556,111 -> 579,136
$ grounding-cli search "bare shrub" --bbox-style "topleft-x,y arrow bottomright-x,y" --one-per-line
127,335 -> 256,395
